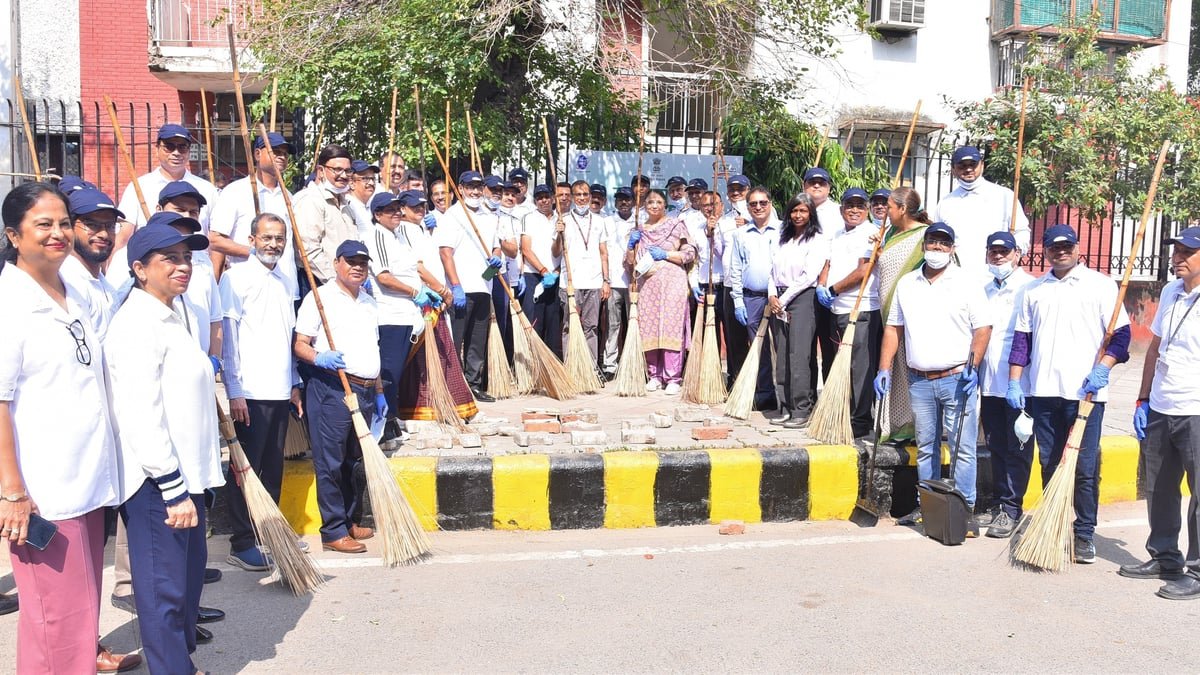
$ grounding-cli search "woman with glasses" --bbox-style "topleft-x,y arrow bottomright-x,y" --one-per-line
0,182 -> 122,672
105,221 -> 222,675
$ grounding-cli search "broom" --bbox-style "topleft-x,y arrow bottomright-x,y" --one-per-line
217,402 -> 323,595
283,413 -> 310,459
680,300 -> 705,397
1012,139 -> 1171,572
808,101 -> 923,444
724,319 -> 770,420
421,308 -> 468,431
614,127 -> 648,397
261,123 -> 430,566
422,128 -> 575,400
686,119 -> 728,404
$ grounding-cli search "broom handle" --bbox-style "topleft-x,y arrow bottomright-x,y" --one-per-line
466,110 -> 479,172
14,76 -> 41,180
813,120 -> 834,168
707,119 -> 721,295
539,117 -> 577,295
309,122 -> 325,181
199,89 -> 217,184
228,24 -> 260,216
103,96 -> 152,221
414,85 -> 427,180
215,400 -> 252,484
386,87 -> 398,174
257,122 -> 353,398
444,100 -> 451,164
1009,77 -> 1030,235
268,78 -> 278,132
630,125 -> 645,295
844,100 -> 922,324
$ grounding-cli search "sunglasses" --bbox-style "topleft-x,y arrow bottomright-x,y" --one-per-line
748,200 -> 771,208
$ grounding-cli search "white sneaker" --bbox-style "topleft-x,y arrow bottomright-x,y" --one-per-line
645,379 -> 662,392
665,382 -> 681,395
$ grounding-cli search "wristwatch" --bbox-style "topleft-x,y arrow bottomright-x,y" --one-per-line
2,490 -> 28,502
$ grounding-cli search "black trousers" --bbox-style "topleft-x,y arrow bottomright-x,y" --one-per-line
771,288 -> 817,417
452,291 -> 491,390
306,374 -> 373,543
723,284 -> 748,388
521,273 -> 563,359
379,324 -> 415,415
227,398 -> 291,552
492,281 -> 514,365
1142,409 -> 1200,569
828,309 -> 882,435
981,395 -> 1035,518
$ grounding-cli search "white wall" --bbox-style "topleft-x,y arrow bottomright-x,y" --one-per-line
16,0 -> 81,118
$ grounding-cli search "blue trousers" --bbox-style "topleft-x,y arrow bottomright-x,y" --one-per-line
743,293 -> 776,407
121,481 -> 206,675
379,324 -> 414,415
307,374 -> 374,542
1028,396 -> 1105,541
981,395 -> 1035,519
521,272 -> 563,359
909,370 -> 979,507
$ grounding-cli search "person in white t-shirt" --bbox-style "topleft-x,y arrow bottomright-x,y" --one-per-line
557,180 -> 612,363
803,167 -> 841,239
61,188 -> 120,341
602,187 -> 638,378
115,123 -> 219,245
508,167 -> 533,217
519,184 -> 563,358
346,159 -> 380,239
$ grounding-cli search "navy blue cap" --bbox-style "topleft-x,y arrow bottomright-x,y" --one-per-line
59,176 -> 97,193
68,189 -> 124,219
841,188 -> 869,203
614,187 -> 633,199
1042,223 -> 1078,246
157,124 -> 194,143
369,192 -> 400,212
952,146 -> 982,164
870,188 -> 892,201
127,222 -> 207,263
351,159 -> 379,174
532,184 -> 552,197
158,180 -> 207,207
987,231 -> 1018,250
335,239 -> 370,260
589,183 -> 607,196
253,132 -> 292,152
687,178 -> 708,191
459,170 -> 484,185
727,174 -> 750,188
630,175 -> 651,187
396,190 -> 427,207
146,210 -> 202,233
1167,226 -> 1200,249
508,168 -> 530,182
483,175 -> 504,190
803,168 -> 831,183
666,176 -> 686,188
925,222 -> 956,242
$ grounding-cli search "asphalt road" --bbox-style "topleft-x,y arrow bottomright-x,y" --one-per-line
1,500 -> 1195,673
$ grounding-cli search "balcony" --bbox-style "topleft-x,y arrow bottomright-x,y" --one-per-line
148,0 -> 265,92
991,0 -> 1170,45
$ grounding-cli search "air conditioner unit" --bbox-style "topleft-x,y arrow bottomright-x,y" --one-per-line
868,0 -> 925,34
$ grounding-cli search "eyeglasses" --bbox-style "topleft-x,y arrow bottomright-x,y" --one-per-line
160,141 -> 190,154
66,319 -> 91,366
804,179 -> 829,187
924,240 -> 953,251
748,200 -> 771,208
322,165 -> 352,177
76,217 -> 117,232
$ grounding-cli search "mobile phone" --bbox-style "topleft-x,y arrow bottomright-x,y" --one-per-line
25,513 -> 58,551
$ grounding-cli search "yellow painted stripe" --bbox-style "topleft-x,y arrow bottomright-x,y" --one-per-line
492,454 -> 551,530
1022,451 -> 1045,511
806,445 -> 859,520
603,451 -> 659,528
708,449 -> 763,523
905,443 -> 952,466
391,457 -> 439,531
280,461 -> 320,535
1099,435 -> 1140,505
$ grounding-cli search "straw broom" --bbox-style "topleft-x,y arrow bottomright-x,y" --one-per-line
808,101 -> 923,444
680,301 -> 705,397
283,412 -> 310,459
614,127 -> 648,397
686,120 -> 728,404
419,308 -> 468,431
724,319 -> 770,420
261,123 -> 430,566
217,402 -> 323,594
199,88 -> 217,185
13,76 -> 41,181
1013,139 -> 1171,572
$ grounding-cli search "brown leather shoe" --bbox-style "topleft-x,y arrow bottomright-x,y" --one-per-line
97,645 -> 142,673
349,524 -> 375,540
322,536 -> 367,554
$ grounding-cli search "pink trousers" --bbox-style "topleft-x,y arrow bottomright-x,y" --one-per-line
647,349 -> 684,385
9,509 -> 104,675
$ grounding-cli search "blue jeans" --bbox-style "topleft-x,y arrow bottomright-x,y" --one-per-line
1027,396 -> 1104,541
909,370 -> 979,507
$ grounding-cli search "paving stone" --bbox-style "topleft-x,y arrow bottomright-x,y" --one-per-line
570,430 -> 609,446
691,426 -> 732,441
562,420 -> 602,432
561,409 -> 599,424
648,412 -> 674,428
513,431 -> 553,447
414,435 -> 454,450
470,422 -> 500,436
674,406 -> 709,423
404,420 -> 442,433
718,520 -> 746,535
457,433 -> 482,448
621,429 -> 657,444
521,410 -> 558,422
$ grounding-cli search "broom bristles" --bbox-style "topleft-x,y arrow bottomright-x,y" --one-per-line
349,398 -> 431,566
808,322 -> 858,444
485,313 -> 516,400
614,296 -> 647,396
565,293 -> 601,394
695,296 -> 727,404
724,320 -> 769,420
680,303 -> 706,400
1012,404 -> 1089,571
283,412 -> 309,459
423,324 -> 468,431
509,300 -> 535,395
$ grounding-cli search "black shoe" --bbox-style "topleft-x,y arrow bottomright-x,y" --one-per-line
203,567 -> 222,585
1119,559 -> 1185,580
1157,573 -> 1200,600
966,515 -> 981,538
1074,537 -> 1096,564
0,593 -> 17,616
782,416 -> 808,429
472,388 -> 496,403
976,505 -> 1000,527
603,371 -> 617,382
852,427 -> 873,440
986,511 -> 1016,539
195,625 -> 213,644
767,411 -> 791,426
197,606 -> 226,624
897,508 -> 922,526
110,594 -> 136,614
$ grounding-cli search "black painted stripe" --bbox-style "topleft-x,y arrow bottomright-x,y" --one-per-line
548,454 -> 605,530
436,456 -> 494,530
653,450 -> 711,526
759,448 -> 809,522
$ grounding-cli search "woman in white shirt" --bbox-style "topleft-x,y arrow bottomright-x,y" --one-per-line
106,221 -> 223,675
0,182 -> 121,672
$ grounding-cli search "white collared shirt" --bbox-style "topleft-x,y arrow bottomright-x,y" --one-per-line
772,233 -> 829,304
980,268 -> 1035,397
608,213 -> 638,289
520,209 -> 561,276
887,265 -> 992,371
0,265 -> 121,519
561,210 -> 609,289
827,222 -> 879,315
208,175 -> 300,296
931,178 -> 1032,284
118,168 -> 220,234
685,209 -> 724,283
495,208 -> 523,284
296,282 -> 381,380
366,223 -> 422,327
1149,279 -> 1200,415
106,288 -> 224,503
814,200 -> 841,240
346,195 -> 375,239
60,254 -> 115,342
437,202 -> 499,295
219,260 -> 299,401
1015,263 -> 1129,402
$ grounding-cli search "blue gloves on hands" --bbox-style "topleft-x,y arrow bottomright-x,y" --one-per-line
414,286 -> 441,310
516,275 -> 527,297
1133,400 -> 1150,441
542,271 -> 559,288
1081,364 -> 1111,396
648,246 -> 668,261
627,230 -> 642,249
873,370 -> 891,398
209,355 -> 221,375
734,306 -> 748,326
1005,380 -> 1025,410
374,393 -> 389,420
423,214 -> 438,230
487,256 -> 503,270
450,284 -> 467,309
959,368 -> 978,396
816,286 -> 835,308
315,350 -> 346,371
692,284 -> 703,302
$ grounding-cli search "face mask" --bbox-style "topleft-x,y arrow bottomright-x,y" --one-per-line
670,197 -> 686,210
924,250 -> 952,270
988,260 -> 1015,281
1014,410 -> 1034,444
959,176 -> 980,192
487,198 -> 501,211
572,204 -> 590,216
326,182 -> 350,195
464,197 -> 482,209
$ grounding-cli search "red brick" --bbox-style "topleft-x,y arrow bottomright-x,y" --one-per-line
521,411 -> 557,422
691,426 -> 732,441
718,520 -> 745,535
523,420 -> 561,434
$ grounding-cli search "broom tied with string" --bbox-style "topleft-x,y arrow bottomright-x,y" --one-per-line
808,101 -> 923,444
614,127 -> 649,397
1012,139 -> 1172,572
684,119 -> 729,405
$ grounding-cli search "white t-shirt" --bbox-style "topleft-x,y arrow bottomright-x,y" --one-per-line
208,175 -> 299,296
608,214 -> 638,289
1149,279 -> 1200,415
399,221 -> 444,286
436,202 -> 498,295
826,222 -> 879,315
219,260 -> 300,401
887,265 -> 992,371
296,282 -> 381,380
346,195 -> 375,240
520,210 -> 561,276
685,210 -> 724,284
561,210 -> 609,289
365,223 -> 422,328
495,208 -> 523,284
980,268 -> 1035,397
60,254 -> 115,342
931,178 -> 1032,285
118,168 -> 219,234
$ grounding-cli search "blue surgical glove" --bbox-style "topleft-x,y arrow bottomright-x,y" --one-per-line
423,213 -> 438,230
374,393 -> 389,420
1133,400 -> 1150,441
734,305 -> 748,326
314,350 -> 346,371
516,275 -> 527,297
414,286 -> 439,309
542,271 -> 559,289
487,256 -> 503,270
816,285 -> 835,309
209,355 -> 221,375
692,284 -> 703,302
1081,363 -> 1111,396
959,368 -> 978,396
648,246 -> 668,261
1005,380 -> 1025,410
450,284 -> 467,309
873,370 -> 891,398
627,230 -> 642,249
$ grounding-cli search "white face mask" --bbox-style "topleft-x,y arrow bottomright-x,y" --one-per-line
572,204 -> 590,216
486,198 -> 501,211
959,176 -> 980,192
988,260 -> 1015,281
670,197 -> 686,210
464,197 -> 482,209
326,182 -> 350,195
1014,410 -> 1034,443
924,250 -> 952,270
